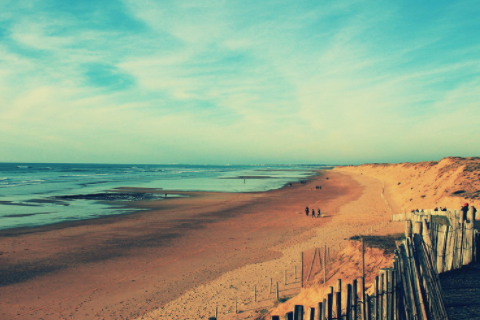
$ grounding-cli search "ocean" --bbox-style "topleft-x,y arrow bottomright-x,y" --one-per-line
0,163 -> 329,230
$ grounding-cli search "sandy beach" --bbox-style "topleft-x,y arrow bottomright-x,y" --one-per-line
0,170 -> 362,319
3,157 -> 474,319
140,169 -> 404,319
137,157 -> 478,319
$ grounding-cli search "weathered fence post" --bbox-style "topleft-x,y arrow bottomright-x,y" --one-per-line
359,277 -> 366,320
324,245 -> 327,284
318,301 -> 324,320
475,230 -> 479,262
436,224 -> 448,273
463,221 -> 474,265
387,268 -> 394,320
379,272 -> 384,320
301,252 -> 304,288
362,239 -> 365,281
406,220 -> 412,239
391,262 -> 398,320
294,305 -> 304,320
336,291 -> 342,320
352,279 -> 358,320
422,219 -> 434,259
322,298 -> 327,320
346,284 -> 352,320
327,293 -> 333,320
365,294 -> 371,320
455,220 -> 464,268
411,235 -> 429,320
276,281 -> 280,301
374,276 -> 379,320
445,225 -> 454,271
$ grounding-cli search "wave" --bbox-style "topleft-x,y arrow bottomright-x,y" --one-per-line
60,174 -> 95,177
60,173 -> 110,178
2,212 -> 51,218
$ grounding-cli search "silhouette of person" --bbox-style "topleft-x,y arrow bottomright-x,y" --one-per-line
461,203 -> 469,220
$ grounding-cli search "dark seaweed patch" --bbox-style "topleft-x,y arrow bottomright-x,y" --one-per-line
0,263 -> 64,286
55,192 -> 166,201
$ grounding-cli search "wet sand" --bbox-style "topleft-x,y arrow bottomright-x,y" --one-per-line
0,171 -> 360,319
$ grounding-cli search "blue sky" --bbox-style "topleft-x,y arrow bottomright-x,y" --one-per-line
0,0 -> 479,165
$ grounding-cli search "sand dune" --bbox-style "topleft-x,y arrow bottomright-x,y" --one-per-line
335,157 -> 480,213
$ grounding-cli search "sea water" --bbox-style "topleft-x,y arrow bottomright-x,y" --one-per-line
0,163 -> 329,230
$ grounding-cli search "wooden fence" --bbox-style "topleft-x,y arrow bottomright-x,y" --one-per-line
391,207 -> 475,225
205,222 -> 393,319
268,210 -> 478,320
397,207 -> 476,273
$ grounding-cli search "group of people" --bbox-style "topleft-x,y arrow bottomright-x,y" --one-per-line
305,206 -> 322,218
412,207 -> 448,213
412,204 -> 477,221
461,203 -> 477,219
411,209 -> 427,213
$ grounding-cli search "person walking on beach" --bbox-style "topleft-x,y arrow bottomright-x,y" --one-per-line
461,203 -> 469,220
311,210 -> 315,218
317,208 -> 321,217
305,206 -> 309,216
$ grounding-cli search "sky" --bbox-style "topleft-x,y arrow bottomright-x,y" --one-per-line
0,0 -> 479,165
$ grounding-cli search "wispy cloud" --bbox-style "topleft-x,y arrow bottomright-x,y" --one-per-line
0,0 -> 479,164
